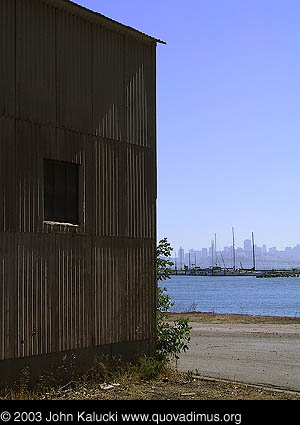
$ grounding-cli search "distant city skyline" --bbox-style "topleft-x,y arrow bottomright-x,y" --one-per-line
164,230 -> 300,251
171,239 -> 300,270
175,239 -> 300,255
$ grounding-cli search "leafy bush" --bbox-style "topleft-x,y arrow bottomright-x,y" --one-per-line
157,238 -> 174,282
156,238 -> 191,362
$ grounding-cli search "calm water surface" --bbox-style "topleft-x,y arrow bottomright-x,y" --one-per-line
160,275 -> 300,317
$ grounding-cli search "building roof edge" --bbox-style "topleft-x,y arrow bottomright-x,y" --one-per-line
46,0 -> 166,45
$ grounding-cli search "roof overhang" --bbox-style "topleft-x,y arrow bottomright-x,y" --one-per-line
44,0 -> 166,45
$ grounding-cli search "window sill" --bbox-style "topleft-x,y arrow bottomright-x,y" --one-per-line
43,220 -> 79,227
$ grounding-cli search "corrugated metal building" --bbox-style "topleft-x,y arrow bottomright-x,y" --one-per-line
0,0 -> 164,381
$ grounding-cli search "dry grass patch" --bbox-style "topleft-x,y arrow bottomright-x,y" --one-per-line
1,357 -> 300,400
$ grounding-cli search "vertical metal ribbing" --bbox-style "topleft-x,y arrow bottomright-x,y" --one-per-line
0,0 -> 16,118
56,7 -> 92,133
16,0 -> 56,126
1,0 -> 158,361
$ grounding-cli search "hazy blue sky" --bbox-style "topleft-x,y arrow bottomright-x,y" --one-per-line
80,0 -> 300,250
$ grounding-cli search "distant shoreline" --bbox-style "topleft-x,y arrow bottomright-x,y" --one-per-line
166,311 -> 300,324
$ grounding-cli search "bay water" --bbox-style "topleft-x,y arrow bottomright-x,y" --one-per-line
160,275 -> 300,317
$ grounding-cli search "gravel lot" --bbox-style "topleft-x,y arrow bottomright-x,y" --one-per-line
168,312 -> 300,392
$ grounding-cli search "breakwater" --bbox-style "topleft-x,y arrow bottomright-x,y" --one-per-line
172,267 -> 300,278
256,270 -> 300,278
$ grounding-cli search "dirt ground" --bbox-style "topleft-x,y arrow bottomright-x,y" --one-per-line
41,370 -> 300,400
2,313 -> 300,400
167,312 -> 300,395
166,311 -> 300,325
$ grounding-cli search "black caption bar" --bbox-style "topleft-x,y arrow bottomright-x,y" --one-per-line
0,400 -> 292,425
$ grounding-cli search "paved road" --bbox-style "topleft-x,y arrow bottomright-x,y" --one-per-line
177,322 -> 300,392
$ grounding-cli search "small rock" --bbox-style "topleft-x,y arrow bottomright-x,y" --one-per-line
181,392 -> 195,396
100,384 -> 115,390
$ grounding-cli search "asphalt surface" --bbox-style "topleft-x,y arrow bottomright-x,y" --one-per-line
177,322 -> 300,392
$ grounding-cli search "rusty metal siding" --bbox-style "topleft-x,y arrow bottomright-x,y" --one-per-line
93,26 -> 125,141
56,234 -> 92,352
0,233 -> 15,360
56,8 -> 92,134
0,0 -> 15,118
15,121 -> 92,235
125,38 -> 155,148
15,121 -> 56,234
125,146 -> 156,239
3,233 -> 91,359
16,0 -> 56,125
0,0 -> 158,363
93,140 -> 126,237
93,141 -> 156,240
125,239 -> 156,342
2,234 -> 155,360
92,237 -> 125,346
15,233 -> 55,358
92,237 -> 156,347
0,117 -> 15,232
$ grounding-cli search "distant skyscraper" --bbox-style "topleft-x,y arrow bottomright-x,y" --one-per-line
195,251 -> 201,266
262,244 -> 267,254
244,239 -> 252,252
208,246 -> 213,262
178,246 -> 184,270
202,247 -> 208,257
189,249 -> 195,268
255,246 -> 262,255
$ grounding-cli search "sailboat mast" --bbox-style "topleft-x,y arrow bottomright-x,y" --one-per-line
215,233 -> 217,266
252,232 -> 256,270
232,227 -> 236,270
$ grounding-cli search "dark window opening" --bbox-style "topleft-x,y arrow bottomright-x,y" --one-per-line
44,159 -> 79,224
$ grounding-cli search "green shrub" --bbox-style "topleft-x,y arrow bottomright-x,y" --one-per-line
156,239 -> 191,362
